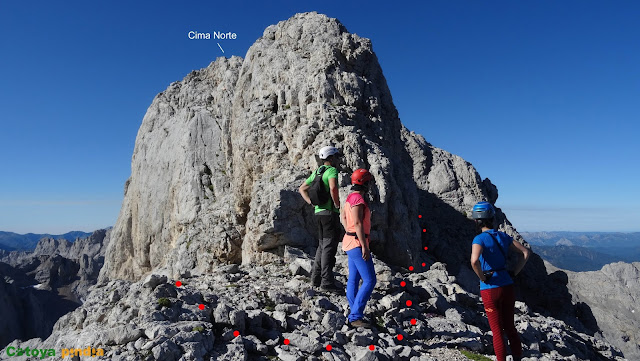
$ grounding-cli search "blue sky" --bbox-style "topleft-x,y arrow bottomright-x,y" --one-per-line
1,1 -> 638,234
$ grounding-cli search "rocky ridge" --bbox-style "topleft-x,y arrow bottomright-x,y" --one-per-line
546,261 -> 640,360
0,229 -> 110,348
1,248 -> 625,360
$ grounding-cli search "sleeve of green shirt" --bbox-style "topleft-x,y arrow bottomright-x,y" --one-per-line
305,169 -> 316,185
324,166 -> 338,181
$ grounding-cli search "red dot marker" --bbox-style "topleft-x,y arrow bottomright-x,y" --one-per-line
406,300 -> 413,307
422,229 -> 426,233
400,281 -> 406,287
397,334 -> 404,341
369,345 -> 375,351
422,262 -> 426,267
424,246 -> 428,251
198,304 -> 205,310
418,215 -> 422,218
233,330 -> 240,337
326,344 -> 332,351
411,318 -> 417,325
409,266 -> 414,271
175,281 -> 182,287
284,339 -> 290,345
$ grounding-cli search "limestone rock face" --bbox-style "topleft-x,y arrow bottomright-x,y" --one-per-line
99,12 -> 498,283
99,55 -> 244,282
565,262 -> 640,360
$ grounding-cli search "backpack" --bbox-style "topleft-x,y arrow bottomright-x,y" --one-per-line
308,166 -> 330,206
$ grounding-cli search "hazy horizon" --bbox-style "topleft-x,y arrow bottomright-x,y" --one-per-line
2,228 -> 639,238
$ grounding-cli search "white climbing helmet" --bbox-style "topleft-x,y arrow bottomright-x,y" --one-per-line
318,146 -> 342,160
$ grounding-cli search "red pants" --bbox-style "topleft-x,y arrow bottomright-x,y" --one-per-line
480,284 -> 522,361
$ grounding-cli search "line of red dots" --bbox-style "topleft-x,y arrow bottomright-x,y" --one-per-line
188,213 -> 428,353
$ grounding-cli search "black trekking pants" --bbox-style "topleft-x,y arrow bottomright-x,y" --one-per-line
312,212 -> 340,287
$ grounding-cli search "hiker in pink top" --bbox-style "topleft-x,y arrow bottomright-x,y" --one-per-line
340,168 -> 376,328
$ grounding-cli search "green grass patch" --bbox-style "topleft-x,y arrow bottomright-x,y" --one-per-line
192,326 -> 205,333
158,298 -> 171,308
460,350 -> 492,361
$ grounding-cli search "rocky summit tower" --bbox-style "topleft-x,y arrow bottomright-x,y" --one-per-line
99,12 -> 501,283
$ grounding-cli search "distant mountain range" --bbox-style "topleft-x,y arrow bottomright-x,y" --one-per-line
521,231 -> 640,248
522,231 -> 640,272
0,231 -> 92,251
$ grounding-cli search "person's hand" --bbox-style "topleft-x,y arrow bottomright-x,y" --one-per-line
362,247 -> 371,261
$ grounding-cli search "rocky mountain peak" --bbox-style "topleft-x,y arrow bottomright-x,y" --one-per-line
3,12 -> 637,361
99,11 -> 496,284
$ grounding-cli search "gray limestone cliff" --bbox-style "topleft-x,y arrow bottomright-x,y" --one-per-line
98,12 -> 499,285
96,11 -> 602,350
545,261 -> 640,360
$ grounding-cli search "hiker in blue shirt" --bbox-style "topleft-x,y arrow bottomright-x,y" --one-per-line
470,201 -> 530,361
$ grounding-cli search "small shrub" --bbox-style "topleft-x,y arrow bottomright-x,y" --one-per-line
192,326 -> 205,333
158,298 -> 171,308
460,350 -> 492,361
284,104 -> 291,109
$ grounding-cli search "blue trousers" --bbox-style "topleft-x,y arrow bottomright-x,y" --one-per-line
346,247 -> 376,322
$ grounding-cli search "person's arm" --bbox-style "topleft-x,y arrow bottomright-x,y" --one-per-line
298,181 -> 311,205
510,240 -> 531,276
350,204 -> 370,260
340,204 -> 347,229
329,177 -> 339,209
471,243 -> 486,282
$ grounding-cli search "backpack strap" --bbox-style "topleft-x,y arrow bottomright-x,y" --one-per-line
485,232 -> 508,273
487,232 -> 507,260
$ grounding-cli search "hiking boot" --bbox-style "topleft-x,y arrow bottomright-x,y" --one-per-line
320,284 -> 343,294
349,319 -> 372,328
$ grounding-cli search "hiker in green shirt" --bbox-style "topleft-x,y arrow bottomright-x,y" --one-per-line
299,146 -> 342,292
